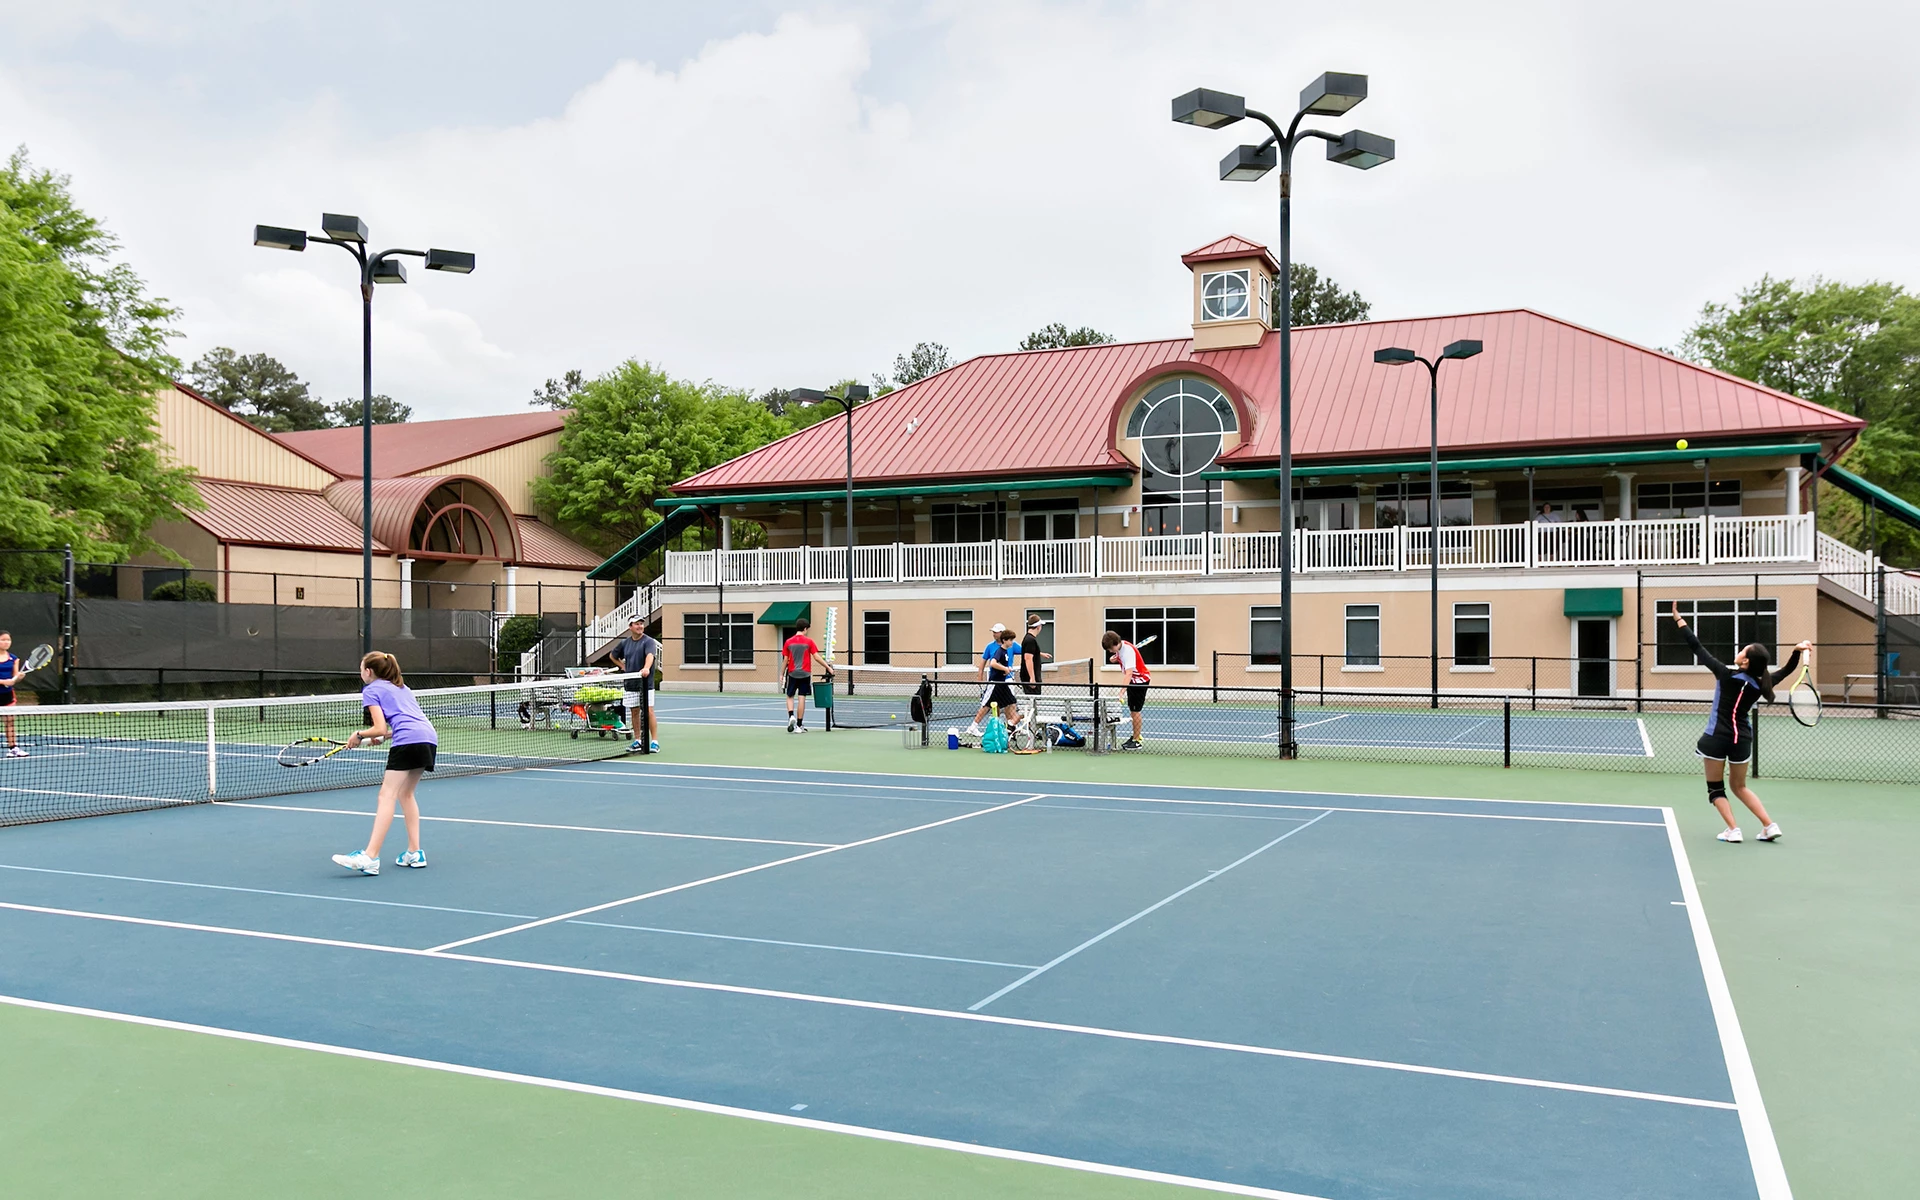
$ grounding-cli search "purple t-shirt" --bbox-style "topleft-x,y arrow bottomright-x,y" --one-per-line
360,679 -> 437,746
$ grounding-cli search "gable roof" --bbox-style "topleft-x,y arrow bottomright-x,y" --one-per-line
184,479 -> 389,552
275,411 -> 565,478
1181,234 -> 1280,274
672,308 -> 1863,495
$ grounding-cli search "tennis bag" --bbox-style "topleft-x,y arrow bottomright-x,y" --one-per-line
908,678 -> 933,724
981,709 -> 1009,754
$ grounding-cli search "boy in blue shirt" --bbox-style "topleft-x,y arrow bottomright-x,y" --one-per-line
966,624 -> 1021,736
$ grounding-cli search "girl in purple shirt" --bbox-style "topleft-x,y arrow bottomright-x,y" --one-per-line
331,651 -> 439,876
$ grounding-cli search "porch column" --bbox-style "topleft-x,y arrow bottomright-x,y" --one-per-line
1785,466 -> 1804,516
399,557 -> 414,638
1613,472 -> 1635,520
504,564 -> 518,615
721,516 -> 732,550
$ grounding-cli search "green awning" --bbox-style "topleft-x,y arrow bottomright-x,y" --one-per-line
757,601 -> 811,626
657,473 -> 1134,510
586,505 -> 704,580
1814,458 -> 1920,532
1564,588 -> 1623,618
1203,442 -> 1820,483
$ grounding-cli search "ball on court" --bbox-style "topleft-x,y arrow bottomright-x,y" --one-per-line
1675,438 -> 1688,450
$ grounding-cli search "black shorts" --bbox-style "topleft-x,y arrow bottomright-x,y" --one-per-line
785,675 -> 812,698
1125,682 -> 1149,713
386,742 -> 437,773
1695,732 -> 1753,765
1021,679 -> 1041,696
982,681 -> 1017,709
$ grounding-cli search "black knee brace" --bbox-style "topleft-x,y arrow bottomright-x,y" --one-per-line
1707,780 -> 1728,803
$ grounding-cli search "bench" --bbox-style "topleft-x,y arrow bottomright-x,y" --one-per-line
1020,694 -> 1121,751
1843,673 -> 1920,704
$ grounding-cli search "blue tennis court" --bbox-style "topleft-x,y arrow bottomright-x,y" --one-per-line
0,761 -> 1780,1198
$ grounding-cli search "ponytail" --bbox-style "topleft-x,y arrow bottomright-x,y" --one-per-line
1742,644 -> 1774,700
360,651 -> 404,686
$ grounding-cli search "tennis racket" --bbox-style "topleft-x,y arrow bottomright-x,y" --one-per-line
278,737 -> 352,768
1786,659 -> 1820,728
16,644 -> 53,675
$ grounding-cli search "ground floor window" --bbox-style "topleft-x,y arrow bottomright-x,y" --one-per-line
1453,602 -> 1491,666
945,609 -> 973,665
1250,605 -> 1284,665
863,610 -> 890,665
1655,599 -> 1777,666
1345,604 -> 1381,666
1024,608 -> 1056,658
1636,480 -> 1742,519
684,612 -> 752,665
1103,607 -> 1196,666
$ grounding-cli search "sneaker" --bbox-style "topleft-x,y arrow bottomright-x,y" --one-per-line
795,724 -> 808,734
1716,827 -> 1742,844
1758,823 -> 1783,842
628,739 -> 644,752
5,746 -> 25,758
1121,738 -> 1143,750
787,714 -> 797,733
649,741 -> 660,753
331,851 -> 380,875
966,723 -> 983,737
395,849 -> 428,869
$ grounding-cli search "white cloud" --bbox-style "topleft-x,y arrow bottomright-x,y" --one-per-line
3,1 -> 1918,420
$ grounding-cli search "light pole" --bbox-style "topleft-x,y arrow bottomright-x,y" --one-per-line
790,383 -> 870,665
253,216 -> 474,653
1172,76 -> 1393,757
1373,339 -> 1483,707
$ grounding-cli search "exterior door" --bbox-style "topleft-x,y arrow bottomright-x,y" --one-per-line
1575,619 -> 1612,697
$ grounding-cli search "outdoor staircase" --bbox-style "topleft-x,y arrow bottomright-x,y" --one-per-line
517,578 -> 662,677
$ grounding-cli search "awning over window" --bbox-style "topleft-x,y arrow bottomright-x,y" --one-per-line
1204,442 -> 1819,483
758,601 -> 811,626
655,473 -> 1134,510
1564,588 -> 1623,618
586,505 -> 703,580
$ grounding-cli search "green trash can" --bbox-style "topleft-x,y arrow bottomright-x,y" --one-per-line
812,675 -> 834,729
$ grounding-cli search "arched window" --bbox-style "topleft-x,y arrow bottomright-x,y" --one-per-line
1124,378 -> 1238,536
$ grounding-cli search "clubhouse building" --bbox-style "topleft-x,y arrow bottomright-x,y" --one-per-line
600,235 -> 1910,699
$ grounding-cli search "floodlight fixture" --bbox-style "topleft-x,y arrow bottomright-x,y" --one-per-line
321,213 -> 368,243
425,248 -> 476,274
1299,72 -> 1368,116
1374,346 -> 1418,365
788,388 -> 827,404
1327,129 -> 1395,169
1442,339 -> 1483,360
253,224 -> 308,251
843,383 -> 871,403
1219,143 -> 1277,182
371,258 -> 408,285
1170,88 -> 1246,129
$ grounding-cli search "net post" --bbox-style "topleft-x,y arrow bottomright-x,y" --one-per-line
59,544 -> 75,706
206,704 -> 217,797
1503,696 -> 1511,768
1212,650 -> 1219,703
1530,657 -> 1537,711
1277,688 -> 1285,759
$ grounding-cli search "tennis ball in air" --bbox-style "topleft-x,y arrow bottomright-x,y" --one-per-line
1676,438 -> 1688,450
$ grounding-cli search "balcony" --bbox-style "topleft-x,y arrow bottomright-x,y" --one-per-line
662,513 -> 1816,588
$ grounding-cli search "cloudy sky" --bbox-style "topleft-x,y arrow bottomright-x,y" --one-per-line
4,0 -> 1917,420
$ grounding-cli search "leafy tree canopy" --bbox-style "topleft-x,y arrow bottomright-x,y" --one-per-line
328,394 -> 412,426
891,342 -> 952,386
187,347 -> 411,430
1288,264 -> 1370,327
1020,323 -> 1114,351
0,149 -> 200,578
530,369 -> 586,409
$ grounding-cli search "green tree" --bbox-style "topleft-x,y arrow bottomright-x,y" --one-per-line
0,149 -> 200,581
530,369 -> 586,409
891,342 -> 952,386
186,348 -> 332,431
1020,323 -> 1115,351
325,394 -> 412,426
1289,264 -> 1370,326
532,361 -> 790,551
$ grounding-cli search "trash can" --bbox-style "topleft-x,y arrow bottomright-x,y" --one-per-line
813,676 -> 834,729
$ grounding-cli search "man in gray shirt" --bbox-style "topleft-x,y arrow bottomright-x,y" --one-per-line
606,618 -> 660,753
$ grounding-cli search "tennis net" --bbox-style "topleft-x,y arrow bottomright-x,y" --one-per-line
830,658 -> 1096,729
0,672 -> 652,827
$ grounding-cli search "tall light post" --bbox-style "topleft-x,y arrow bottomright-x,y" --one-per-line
1374,339 -> 1483,707
1172,76 -> 1393,757
790,383 -> 869,664
253,216 -> 475,652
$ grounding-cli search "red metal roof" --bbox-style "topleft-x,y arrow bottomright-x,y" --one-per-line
323,475 -> 520,561
673,308 -> 1862,494
186,480 -> 389,552
1181,234 -> 1279,274
276,411 -> 564,479
513,517 -> 603,570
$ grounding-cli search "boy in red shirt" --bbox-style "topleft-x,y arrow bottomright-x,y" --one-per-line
782,617 -> 830,733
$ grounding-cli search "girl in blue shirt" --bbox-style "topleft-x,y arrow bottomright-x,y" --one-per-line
332,651 -> 439,876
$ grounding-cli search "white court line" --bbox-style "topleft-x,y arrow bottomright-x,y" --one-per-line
0,995 -> 1333,1200
423,792 -> 1050,954
0,900 -> 1739,1111
1662,809 -> 1793,1198
1639,718 -> 1655,758
219,802 -> 836,848
1444,718 -> 1498,745
0,862 -> 528,919
970,810 -> 1334,1012
532,762 -> 1666,814
569,921 -> 1038,970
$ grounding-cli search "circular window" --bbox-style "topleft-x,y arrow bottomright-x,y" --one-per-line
1125,378 -> 1236,478
1202,271 -> 1250,321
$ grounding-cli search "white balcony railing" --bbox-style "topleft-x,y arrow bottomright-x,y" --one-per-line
660,514 -> 1820,590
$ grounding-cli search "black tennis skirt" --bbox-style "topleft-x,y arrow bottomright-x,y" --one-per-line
386,742 -> 438,773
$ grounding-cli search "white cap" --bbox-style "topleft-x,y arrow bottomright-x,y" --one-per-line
989,622 -> 1007,633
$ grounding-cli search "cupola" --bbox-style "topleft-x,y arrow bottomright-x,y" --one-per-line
1182,235 -> 1279,351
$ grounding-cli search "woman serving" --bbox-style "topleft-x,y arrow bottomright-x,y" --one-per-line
1672,613 -> 1809,844
331,651 -> 438,875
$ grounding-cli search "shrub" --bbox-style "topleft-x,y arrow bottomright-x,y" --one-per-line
496,613 -> 543,672
149,578 -> 217,602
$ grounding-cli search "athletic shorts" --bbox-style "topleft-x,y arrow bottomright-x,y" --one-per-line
981,682 -> 1017,709
625,682 -> 655,709
1125,682 -> 1149,713
785,675 -> 812,698
386,742 -> 437,773
1695,732 -> 1753,765
1021,679 -> 1041,696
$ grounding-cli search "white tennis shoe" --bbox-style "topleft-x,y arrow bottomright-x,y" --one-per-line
332,851 -> 380,875
4,746 -> 25,758
1716,827 -> 1742,844
1758,823 -> 1783,842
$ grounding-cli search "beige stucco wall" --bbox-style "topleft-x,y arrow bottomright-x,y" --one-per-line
425,431 -> 562,515
1188,255 -> 1273,351
156,387 -> 338,489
